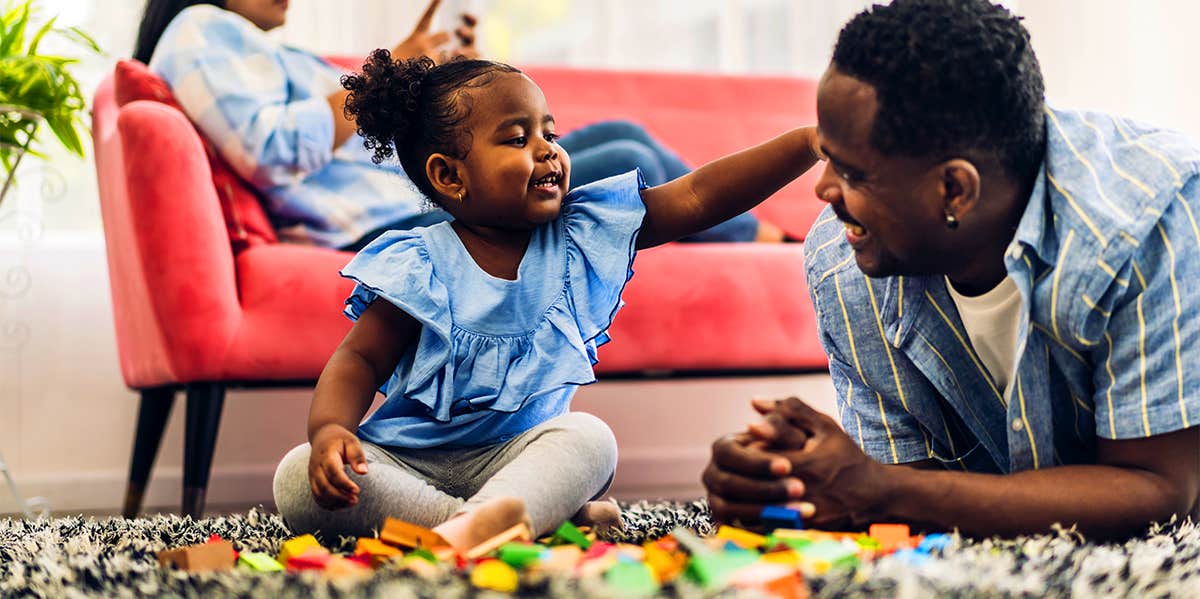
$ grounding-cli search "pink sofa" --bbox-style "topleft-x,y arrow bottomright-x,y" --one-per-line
93,64 -> 827,518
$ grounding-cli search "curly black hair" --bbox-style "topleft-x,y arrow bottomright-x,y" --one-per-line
341,50 -> 521,204
832,0 -> 1046,183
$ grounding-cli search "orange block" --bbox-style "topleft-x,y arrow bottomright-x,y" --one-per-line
380,517 -> 451,549
464,523 -> 533,560
730,563 -> 809,599
157,539 -> 237,572
868,523 -> 912,553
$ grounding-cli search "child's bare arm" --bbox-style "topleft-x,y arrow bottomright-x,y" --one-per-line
307,299 -> 420,508
636,126 -> 821,249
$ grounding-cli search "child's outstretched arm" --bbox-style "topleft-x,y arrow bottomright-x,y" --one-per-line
307,299 -> 419,509
636,126 -> 821,249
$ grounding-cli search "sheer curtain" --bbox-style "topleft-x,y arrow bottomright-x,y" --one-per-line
282,0 -> 875,78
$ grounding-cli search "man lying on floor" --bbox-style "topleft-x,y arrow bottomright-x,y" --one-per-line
704,0 -> 1200,540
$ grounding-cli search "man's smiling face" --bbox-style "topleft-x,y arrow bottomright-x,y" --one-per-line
813,66 -> 954,278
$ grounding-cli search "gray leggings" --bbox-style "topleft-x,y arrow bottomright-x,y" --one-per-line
272,412 -> 618,541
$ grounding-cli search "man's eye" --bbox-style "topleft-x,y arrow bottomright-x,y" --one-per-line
507,136 -> 527,146
544,133 -> 560,142
839,169 -> 861,183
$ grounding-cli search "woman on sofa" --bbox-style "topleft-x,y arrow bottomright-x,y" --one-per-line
132,0 -> 788,249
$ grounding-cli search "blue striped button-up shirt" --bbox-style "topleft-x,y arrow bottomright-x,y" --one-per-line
804,107 -> 1200,473
150,5 -> 424,248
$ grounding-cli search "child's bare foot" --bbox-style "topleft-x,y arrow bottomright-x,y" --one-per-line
571,499 -> 624,532
433,496 -> 530,551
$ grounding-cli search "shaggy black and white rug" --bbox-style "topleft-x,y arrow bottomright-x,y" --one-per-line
1,500 -> 1197,597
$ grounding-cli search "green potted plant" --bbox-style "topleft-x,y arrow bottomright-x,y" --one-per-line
0,0 -> 99,208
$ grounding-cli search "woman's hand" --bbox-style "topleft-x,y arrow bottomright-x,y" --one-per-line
393,0 -> 480,63
307,423 -> 368,510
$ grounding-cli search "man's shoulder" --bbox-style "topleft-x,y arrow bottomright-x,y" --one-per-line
160,5 -> 274,56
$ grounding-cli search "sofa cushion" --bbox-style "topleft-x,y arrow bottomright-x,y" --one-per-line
113,59 -> 278,253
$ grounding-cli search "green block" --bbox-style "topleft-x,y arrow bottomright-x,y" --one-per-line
855,535 -> 881,550
604,561 -> 660,597
498,543 -> 546,569
686,550 -> 759,589
238,552 -> 284,572
799,540 -> 859,568
409,547 -> 438,563
668,527 -> 711,556
774,537 -> 814,552
552,521 -> 593,549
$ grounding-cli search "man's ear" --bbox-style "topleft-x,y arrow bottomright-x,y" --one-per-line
939,159 -> 981,220
426,153 -> 464,202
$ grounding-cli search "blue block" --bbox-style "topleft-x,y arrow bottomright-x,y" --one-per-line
760,506 -> 804,530
916,533 -> 952,554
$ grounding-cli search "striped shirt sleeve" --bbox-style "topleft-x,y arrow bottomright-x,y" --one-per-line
1091,176 -> 1200,439
150,6 -> 336,189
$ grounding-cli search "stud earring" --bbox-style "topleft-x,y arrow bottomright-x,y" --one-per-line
456,190 -> 465,203
945,211 -> 959,230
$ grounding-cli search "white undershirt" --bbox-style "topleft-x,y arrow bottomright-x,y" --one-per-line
945,275 -> 1023,400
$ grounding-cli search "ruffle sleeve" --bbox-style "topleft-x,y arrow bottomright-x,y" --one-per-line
339,229 -> 457,420
560,169 -> 648,356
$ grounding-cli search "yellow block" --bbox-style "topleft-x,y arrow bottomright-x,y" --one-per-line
471,559 -> 519,593
277,534 -> 324,564
761,549 -> 802,566
642,543 -> 685,583
716,525 -> 768,549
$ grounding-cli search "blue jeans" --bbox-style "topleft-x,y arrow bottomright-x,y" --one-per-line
344,120 -> 761,250
559,120 -> 760,243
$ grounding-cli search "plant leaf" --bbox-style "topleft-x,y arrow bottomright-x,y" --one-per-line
25,14 -> 53,55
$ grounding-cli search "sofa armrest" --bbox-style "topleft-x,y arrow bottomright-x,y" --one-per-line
117,100 -> 242,381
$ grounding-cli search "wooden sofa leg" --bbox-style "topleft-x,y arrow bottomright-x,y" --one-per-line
182,382 -> 225,519
123,386 -> 176,518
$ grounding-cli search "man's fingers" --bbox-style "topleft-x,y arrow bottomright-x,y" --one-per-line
764,412 -> 810,448
702,463 -> 801,503
750,397 -> 777,415
712,434 -> 790,477
415,0 -> 443,32
706,494 -> 777,527
776,397 -> 833,431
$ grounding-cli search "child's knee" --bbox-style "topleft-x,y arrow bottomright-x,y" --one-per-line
272,444 -> 316,528
561,412 -> 618,469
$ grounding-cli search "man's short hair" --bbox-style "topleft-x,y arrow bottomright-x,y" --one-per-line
832,0 -> 1046,182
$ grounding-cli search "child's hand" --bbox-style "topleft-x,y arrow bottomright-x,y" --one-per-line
308,423 -> 369,510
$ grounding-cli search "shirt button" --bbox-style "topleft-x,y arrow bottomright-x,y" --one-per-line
1012,419 -> 1025,432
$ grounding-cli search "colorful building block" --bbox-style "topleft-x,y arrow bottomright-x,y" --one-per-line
464,522 -> 532,560
286,547 -> 333,571
687,549 -> 759,590
550,521 -> 593,549
729,562 -> 808,599
353,537 -> 403,567
761,505 -> 805,530
531,545 -> 583,574
604,561 -> 660,597
497,542 -> 546,569
917,533 -> 953,554
716,525 -> 768,549
868,523 -> 912,554
380,517 -> 450,549
276,534 -> 323,564
471,559 -> 519,593
156,539 -> 237,572
796,540 -> 858,574
237,552 -> 284,572
642,542 -> 685,583
323,555 -> 371,578
669,527 -> 713,556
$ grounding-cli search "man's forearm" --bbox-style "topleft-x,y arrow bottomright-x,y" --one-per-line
879,462 -> 1191,539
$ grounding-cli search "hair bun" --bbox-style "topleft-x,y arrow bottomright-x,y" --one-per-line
341,50 -> 435,165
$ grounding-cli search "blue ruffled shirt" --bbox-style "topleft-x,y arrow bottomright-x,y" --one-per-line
341,171 -> 647,449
